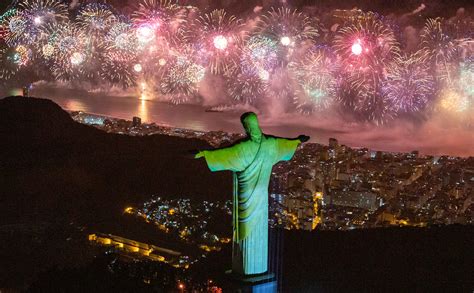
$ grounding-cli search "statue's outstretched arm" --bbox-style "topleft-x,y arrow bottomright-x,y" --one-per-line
274,135 -> 310,162
297,135 -> 310,143
266,134 -> 310,143
194,150 -> 205,159
192,143 -> 247,172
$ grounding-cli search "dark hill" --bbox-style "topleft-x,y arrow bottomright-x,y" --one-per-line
0,96 -> 233,289
279,225 -> 474,292
0,96 -> 232,224
194,225 -> 474,292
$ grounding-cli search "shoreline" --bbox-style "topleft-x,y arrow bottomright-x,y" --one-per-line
70,109 -> 473,159
4,94 -> 473,157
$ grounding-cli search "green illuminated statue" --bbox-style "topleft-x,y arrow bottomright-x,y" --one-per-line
195,112 -> 309,276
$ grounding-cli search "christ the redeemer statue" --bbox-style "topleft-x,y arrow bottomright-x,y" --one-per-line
195,112 -> 309,276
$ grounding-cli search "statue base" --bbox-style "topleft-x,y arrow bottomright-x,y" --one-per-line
223,270 -> 277,292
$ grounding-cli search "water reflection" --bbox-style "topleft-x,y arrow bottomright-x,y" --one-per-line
65,99 -> 87,113
139,97 -> 149,123
26,86 -> 242,133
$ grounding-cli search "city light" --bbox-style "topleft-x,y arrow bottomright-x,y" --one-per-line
213,35 -> 228,50
178,283 -> 185,291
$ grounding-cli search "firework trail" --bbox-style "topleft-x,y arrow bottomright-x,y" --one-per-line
101,50 -> 137,88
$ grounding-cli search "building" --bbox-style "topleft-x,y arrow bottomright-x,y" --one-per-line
132,116 -> 142,127
88,233 -> 184,266
22,86 -> 29,97
329,191 -> 379,211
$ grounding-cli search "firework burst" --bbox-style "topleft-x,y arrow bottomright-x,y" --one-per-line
257,8 -> 319,46
382,52 -> 435,113
289,47 -> 339,114
420,18 -> 465,85
333,12 -> 400,122
76,3 -> 117,39
226,68 -> 266,104
45,23 -> 87,81
20,0 -> 68,26
0,42 -> 20,81
240,35 -> 278,79
75,3 -> 116,80
254,8 -> 319,66
132,0 -> 186,46
437,87 -> 470,113
421,18 -> 459,65
1,10 -> 29,46
106,22 -> 138,54
195,9 -> 244,74
333,12 -> 400,73
336,69 -> 398,125
458,57 -> 474,97
434,57 -> 474,124
159,47 -> 205,104
1,0 -> 68,46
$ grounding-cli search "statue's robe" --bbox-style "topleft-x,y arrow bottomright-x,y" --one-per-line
202,135 -> 299,275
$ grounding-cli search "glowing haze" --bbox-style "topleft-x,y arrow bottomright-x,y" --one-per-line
0,0 -> 472,156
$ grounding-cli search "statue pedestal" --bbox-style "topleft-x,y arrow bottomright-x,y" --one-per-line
223,271 -> 277,293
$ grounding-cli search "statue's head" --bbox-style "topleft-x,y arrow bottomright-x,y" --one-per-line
241,112 -> 262,142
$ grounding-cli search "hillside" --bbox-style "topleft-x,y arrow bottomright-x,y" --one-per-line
0,96 -> 232,223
